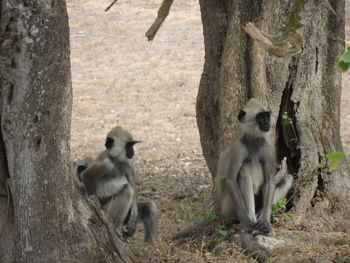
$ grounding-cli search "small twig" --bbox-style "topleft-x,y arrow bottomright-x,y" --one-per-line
324,0 -> 337,15
105,0 -> 118,12
145,0 -> 174,41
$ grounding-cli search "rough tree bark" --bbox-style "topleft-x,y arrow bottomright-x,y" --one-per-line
197,0 -> 350,228
0,1 -> 133,262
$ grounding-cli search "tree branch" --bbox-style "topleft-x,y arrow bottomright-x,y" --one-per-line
145,0 -> 173,41
324,0 -> 336,15
243,23 -> 302,58
105,0 -> 118,12
244,1 -> 308,57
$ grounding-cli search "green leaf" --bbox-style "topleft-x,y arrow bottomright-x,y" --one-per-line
218,230 -> 228,236
326,152 -> 345,172
284,213 -> 294,221
272,203 -> 278,215
338,47 -> 350,72
208,208 -> 216,222
272,197 -> 287,215
338,60 -> 350,72
340,51 -> 350,63
339,50 -> 350,63
282,112 -> 293,126
277,197 -> 287,209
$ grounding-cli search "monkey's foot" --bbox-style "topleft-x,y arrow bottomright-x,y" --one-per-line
248,219 -> 273,237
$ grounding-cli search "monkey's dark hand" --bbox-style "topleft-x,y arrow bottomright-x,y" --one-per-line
123,224 -> 137,239
248,219 -> 272,237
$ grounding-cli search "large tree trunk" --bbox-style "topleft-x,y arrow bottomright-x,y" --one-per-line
197,0 -> 350,226
0,1 -> 133,262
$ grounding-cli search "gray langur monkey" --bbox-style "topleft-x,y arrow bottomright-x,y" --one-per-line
216,98 -> 293,236
74,126 -> 158,242
172,98 -> 293,240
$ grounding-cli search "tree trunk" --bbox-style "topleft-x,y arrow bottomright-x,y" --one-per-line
197,0 -> 350,226
0,1 -> 133,262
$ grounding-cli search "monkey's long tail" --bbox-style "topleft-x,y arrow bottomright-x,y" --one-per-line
172,218 -> 212,240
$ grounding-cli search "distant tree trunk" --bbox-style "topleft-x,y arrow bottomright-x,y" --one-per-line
197,0 -> 350,227
0,1 -> 133,262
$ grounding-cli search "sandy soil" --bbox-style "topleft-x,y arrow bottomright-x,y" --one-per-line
67,0 -> 350,261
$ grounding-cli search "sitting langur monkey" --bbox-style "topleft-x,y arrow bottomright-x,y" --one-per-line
172,98 -> 293,240
216,98 -> 293,236
74,126 -> 158,242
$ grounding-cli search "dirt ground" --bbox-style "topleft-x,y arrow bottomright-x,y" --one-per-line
67,0 -> 350,262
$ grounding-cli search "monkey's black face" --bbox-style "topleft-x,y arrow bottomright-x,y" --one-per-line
125,142 -> 136,159
105,137 -> 139,159
256,111 -> 271,132
105,137 -> 114,149
238,110 -> 246,122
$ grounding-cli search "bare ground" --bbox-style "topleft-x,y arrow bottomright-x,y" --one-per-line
67,0 -> 350,262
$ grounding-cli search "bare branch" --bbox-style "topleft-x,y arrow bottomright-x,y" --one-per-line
244,23 -> 274,51
145,0 -> 174,41
324,0 -> 337,15
105,0 -> 118,12
244,22 -> 302,57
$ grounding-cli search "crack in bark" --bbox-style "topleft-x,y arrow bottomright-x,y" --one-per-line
310,153 -> 326,207
5,83 -> 14,106
276,56 -> 301,175
315,47 -> 319,73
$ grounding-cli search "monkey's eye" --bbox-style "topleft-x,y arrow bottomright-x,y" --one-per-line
105,137 -> 114,149
238,110 -> 246,122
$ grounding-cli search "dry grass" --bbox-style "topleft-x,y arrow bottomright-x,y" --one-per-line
68,0 -> 350,261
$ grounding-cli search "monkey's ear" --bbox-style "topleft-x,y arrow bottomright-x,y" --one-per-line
130,141 -> 141,146
105,137 -> 114,149
238,110 -> 246,122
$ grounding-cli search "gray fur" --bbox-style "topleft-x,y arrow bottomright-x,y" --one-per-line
75,126 -> 158,242
138,201 -> 158,242
216,98 -> 293,236
73,157 -> 93,197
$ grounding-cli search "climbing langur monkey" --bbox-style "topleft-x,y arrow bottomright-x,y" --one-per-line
74,126 -> 158,242
216,98 -> 293,236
